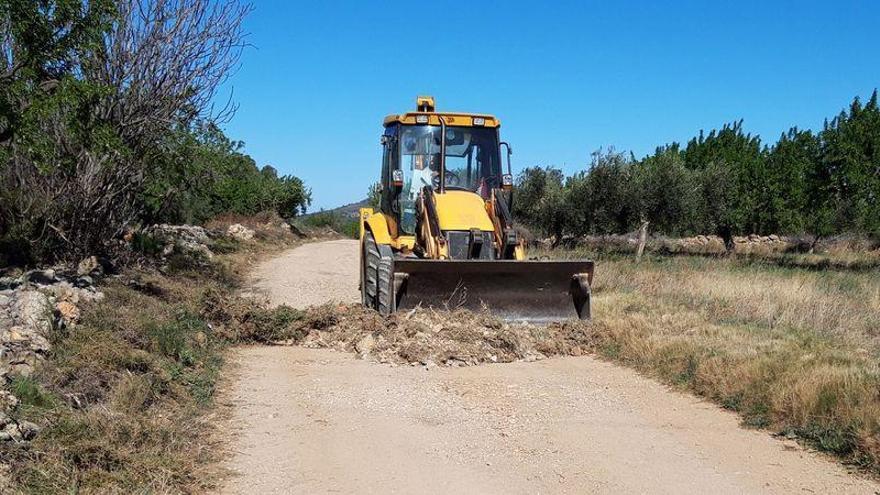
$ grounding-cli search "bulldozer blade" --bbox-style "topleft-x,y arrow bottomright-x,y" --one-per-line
393,259 -> 594,324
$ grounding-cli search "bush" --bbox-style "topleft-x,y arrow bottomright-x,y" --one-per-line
144,125 -> 311,225
297,211 -> 359,239
513,166 -> 568,242
0,1 -> 309,266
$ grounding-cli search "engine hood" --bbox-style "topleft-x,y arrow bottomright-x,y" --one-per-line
432,190 -> 495,232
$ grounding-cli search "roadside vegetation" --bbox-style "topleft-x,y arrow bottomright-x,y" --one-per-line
542,248 -> 880,471
0,0 -> 310,267
295,210 -> 360,239
3,217 -> 310,493
514,91 -> 880,249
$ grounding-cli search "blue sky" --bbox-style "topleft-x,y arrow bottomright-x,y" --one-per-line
219,0 -> 879,210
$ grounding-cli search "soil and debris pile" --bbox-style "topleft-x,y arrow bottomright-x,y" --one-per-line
292,304 -> 595,367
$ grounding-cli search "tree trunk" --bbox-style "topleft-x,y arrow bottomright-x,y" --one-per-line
719,226 -> 735,255
636,220 -> 649,262
809,234 -> 820,254
551,224 -> 563,249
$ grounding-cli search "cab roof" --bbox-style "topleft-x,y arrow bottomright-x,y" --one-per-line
383,96 -> 500,128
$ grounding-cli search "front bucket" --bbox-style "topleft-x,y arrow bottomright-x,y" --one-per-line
393,259 -> 594,324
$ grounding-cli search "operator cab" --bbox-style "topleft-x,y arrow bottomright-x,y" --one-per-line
379,97 -> 512,235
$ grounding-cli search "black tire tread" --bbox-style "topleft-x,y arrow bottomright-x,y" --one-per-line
363,231 -> 394,315
376,256 -> 394,315
363,232 -> 379,308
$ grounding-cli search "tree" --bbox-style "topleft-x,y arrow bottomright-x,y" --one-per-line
0,0 -> 119,260
145,123 -> 310,224
683,121 -> 766,235
513,166 -> 568,244
367,181 -> 381,209
697,160 -> 740,251
631,144 -> 701,236
507,92 -> 880,244
0,0 -> 116,145
0,0 -> 254,262
764,128 -> 820,234
819,91 -> 880,238
566,149 -> 636,236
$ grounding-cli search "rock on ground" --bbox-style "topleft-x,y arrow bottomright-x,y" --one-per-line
226,223 -> 255,241
144,223 -> 215,260
0,265 -> 104,445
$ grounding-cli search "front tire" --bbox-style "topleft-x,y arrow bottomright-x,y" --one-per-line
376,255 -> 394,315
362,231 -> 394,315
362,232 -> 379,309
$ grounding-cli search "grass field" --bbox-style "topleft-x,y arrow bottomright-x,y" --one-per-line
543,248 -> 880,469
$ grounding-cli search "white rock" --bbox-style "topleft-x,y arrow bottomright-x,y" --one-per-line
227,223 -> 255,241
13,291 -> 52,335
355,334 -> 376,354
76,256 -> 100,276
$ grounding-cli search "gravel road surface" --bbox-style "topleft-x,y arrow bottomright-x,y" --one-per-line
221,239 -> 878,494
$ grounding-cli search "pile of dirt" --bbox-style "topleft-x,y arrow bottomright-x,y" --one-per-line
291,304 -> 595,367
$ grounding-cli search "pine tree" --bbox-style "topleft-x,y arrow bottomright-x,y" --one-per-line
764,128 -> 820,234
820,91 -> 880,238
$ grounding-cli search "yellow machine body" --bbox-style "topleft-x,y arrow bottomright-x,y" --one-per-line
359,97 -> 593,322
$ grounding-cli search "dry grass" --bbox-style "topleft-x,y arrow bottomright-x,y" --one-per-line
5,277 -> 223,493
204,211 -> 301,245
569,252 -> 880,469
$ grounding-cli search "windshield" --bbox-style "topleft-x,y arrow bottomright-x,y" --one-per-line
399,125 -> 501,195
397,125 -> 501,234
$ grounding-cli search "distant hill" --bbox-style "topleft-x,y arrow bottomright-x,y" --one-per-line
302,198 -> 370,219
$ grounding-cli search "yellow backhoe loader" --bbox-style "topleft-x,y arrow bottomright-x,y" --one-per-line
359,97 -> 593,323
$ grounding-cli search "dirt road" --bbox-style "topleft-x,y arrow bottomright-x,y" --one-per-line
222,239 -> 878,494
246,239 -> 361,308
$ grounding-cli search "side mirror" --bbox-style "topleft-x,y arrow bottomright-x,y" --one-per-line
500,142 -> 514,191
380,135 -> 390,145
499,142 -> 514,210
502,173 -> 513,191
391,169 -> 404,187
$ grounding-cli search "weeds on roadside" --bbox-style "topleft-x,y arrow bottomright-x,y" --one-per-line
2,239 -> 305,494
579,255 -> 880,471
